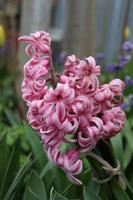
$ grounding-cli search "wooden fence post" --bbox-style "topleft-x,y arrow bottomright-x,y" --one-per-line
19,0 -> 52,66
63,0 -> 97,58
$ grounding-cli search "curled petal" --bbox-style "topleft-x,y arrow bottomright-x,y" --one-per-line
109,79 -> 125,94
70,160 -> 83,174
47,148 -> 83,185
67,173 -> 83,185
64,135 -> 77,143
78,129 -> 96,150
56,101 -> 66,121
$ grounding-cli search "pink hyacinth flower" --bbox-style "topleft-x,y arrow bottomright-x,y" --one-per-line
19,31 -> 126,185
18,31 -> 51,57
48,148 -> 83,185
43,83 -> 75,122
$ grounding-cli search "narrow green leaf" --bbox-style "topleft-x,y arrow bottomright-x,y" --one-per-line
60,183 -> 73,196
4,153 -> 31,200
83,186 -> 102,200
50,187 -> 69,200
27,187 -> 41,200
111,181 -> 131,200
100,184 -> 113,200
25,170 -> 47,200
123,121 -> 133,152
123,144 -> 132,169
88,179 -> 101,195
24,123 -> 47,170
0,131 -> 8,188
53,167 -> 70,193
50,187 -> 55,200
122,175 -> 133,194
39,162 -> 53,179
4,109 -> 19,126
0,146 -> 15,197
0,130 -> 7,140
111,133 -> 123,168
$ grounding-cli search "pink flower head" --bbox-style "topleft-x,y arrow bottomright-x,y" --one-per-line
27,100 -> 45,131
22,78 -> 47,103
64,55 -> 78,77
94,78 -> 125,110
76,56 -> 101,77
18,31 -> 51,57
48,148 -> 83,185
22,58 -> 49,103
78,117 -> 104,152
102,107 -> 126,138
23,58 -> 49,79
43,83 -> 75,121
61,56 -> 101,95
19,31 -> 126,185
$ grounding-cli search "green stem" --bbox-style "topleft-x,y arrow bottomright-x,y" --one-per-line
86,151 -> 126,188
87,152 -> 115,172
49,51 -> 57,88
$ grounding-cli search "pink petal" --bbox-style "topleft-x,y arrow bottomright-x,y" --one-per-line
70,160 -> 83,174
67,173 -> 83,185
56,101 -> 66,121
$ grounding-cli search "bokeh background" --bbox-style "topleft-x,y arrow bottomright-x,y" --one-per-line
0,0 -> 133,199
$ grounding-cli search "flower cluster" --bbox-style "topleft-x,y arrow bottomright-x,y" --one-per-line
122,41 -> 133,52
19,31 -> 126,185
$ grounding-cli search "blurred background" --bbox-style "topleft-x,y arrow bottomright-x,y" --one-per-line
0,0 -> 133,199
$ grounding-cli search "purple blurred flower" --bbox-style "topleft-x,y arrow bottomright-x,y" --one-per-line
125,76 -> 133,86
119,55 -> 131,66
0,41 -> 11,55
129,95 -> 133,108
120,102 -> 129,110
106,63 -> 123,72
122,41 -> 133,52
56,51 -> 68,65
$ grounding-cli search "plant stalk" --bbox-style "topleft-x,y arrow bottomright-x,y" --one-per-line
49,51 -> 57,88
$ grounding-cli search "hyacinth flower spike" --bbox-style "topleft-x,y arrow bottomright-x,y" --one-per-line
19,31 -> 126,185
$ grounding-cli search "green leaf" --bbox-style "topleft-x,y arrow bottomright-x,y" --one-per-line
111,133 -> 123,169
0,131 -> 8,187
53,167 -> 71,193
83,186 -> 102,200
0,146 -> 15,197
88,179 -> 101,195
60,183 -> 73,196
39,162 -> 53,179
25,170 -> 47,200
123,144 -> 132,170
123,121 -> 133,152
100,184 -> 113,200
122,175 -> 133,195
4,109 -> 19,126
27,187 -> 41,200
24,123 -> 47,171
50,187 -> 55,200
3,139 -> 23,199
110,181 -> 131,200
4,153 -> 31,200
50,187 -> 69,200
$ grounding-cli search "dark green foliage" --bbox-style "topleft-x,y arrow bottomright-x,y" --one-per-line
0,121 -> 133,200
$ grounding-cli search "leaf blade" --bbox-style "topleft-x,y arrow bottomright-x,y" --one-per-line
25,170 -> 47,200
83,186 -> 102,200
